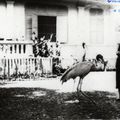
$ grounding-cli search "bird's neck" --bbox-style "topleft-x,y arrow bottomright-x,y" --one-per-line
91,63 -> 97,71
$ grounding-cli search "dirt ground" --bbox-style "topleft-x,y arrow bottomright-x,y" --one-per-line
0,87 -> 120,120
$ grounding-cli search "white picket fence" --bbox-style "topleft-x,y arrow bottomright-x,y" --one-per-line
0,57 -> 53,79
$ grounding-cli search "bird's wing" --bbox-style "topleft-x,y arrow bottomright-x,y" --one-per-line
61,61 -> 93,83
60,64 -> 76,81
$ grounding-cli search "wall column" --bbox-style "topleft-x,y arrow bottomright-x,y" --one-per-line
67,5 -> 78,44
77,6 -> 85,44
6,1 -> 14,39
32,14 -> 38,38
78,6 -> 90,44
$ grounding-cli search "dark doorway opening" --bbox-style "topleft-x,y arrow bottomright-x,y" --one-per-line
38,16 -> 56,42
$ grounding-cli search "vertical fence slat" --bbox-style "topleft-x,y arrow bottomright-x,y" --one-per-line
8,59 -> 10,78
10,59 -> 13,75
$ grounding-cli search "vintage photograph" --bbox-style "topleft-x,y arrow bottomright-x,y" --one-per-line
0,0 -> 120,119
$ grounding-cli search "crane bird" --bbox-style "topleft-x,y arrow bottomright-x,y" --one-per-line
60,58 -> 107,105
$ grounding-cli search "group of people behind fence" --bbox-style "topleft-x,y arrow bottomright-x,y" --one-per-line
32,32 -> 63,76
32,32 -> 60,58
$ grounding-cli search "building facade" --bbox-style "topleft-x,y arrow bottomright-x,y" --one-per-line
0,0 -> 119,65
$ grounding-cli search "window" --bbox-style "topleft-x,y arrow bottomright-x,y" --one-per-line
89,8 -> 104,44
38,16 -> 56,42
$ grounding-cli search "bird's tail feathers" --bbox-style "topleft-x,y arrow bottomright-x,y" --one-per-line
60,71 -> 69,84
60,75 -> 66,84
60,66 -> 74,84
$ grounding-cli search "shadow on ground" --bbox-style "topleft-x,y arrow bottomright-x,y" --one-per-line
0,88 -> 120,120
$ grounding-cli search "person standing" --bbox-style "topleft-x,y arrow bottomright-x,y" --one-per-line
32,32 -> 37,44
116,44 -> 120,100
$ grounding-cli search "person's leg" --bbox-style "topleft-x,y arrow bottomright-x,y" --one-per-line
118,89 -> 120,99
116,89 -> 120,101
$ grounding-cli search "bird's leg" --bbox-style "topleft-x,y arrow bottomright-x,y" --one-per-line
77,77 -> 82,100
77,77 -> 83,100
78,78 -> 97,106
72,79 -> 76,92
79,78 -> 83,91
77,77 -> 81,92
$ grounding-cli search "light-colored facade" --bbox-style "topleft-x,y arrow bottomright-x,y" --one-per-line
0,0 -> 119,64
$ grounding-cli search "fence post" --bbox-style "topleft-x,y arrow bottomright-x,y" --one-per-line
8,58 -> 10,80
3,56 -> 6,79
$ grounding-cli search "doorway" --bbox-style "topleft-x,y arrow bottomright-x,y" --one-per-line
38,16 -> 56,42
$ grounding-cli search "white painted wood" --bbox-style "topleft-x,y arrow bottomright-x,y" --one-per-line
57,16 -> 67,43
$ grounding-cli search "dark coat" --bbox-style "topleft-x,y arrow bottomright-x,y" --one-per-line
116,45 -> 120,89
116,56 -> 120,89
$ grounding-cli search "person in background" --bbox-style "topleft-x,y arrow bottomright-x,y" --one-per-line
32,32 -> 38,57
32,32 -> 37,44
56,41 -> 60,57
49,45 -> 54,57
116,44 -> 120,101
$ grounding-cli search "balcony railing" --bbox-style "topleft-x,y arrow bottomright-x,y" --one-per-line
0,40 -> 33,58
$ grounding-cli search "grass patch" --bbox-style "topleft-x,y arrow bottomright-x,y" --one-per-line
0,88 -> 120,119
